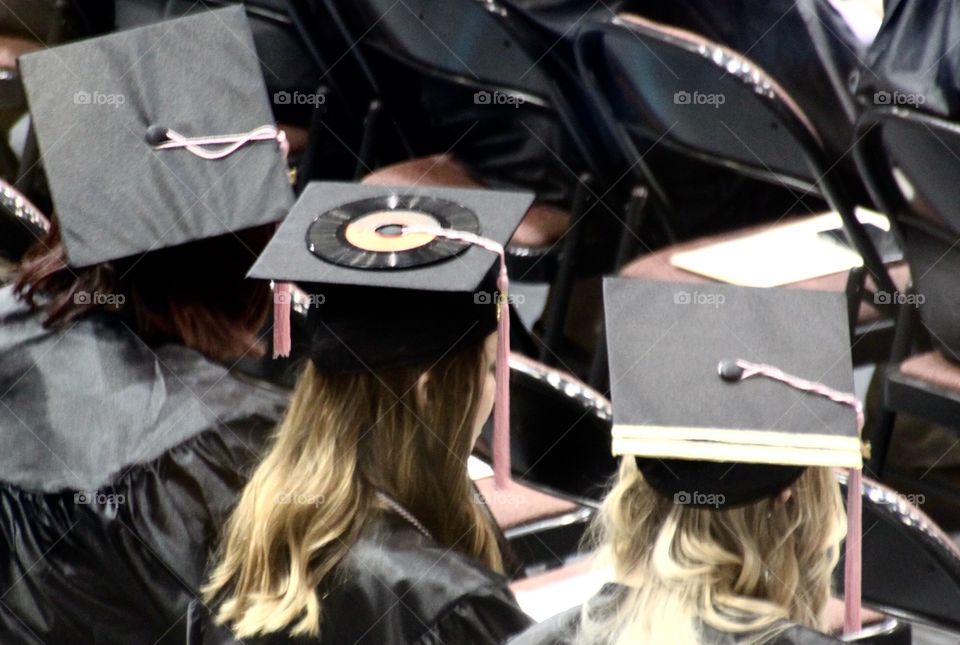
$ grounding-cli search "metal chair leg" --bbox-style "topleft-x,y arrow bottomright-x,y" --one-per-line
538,175 -> 591,366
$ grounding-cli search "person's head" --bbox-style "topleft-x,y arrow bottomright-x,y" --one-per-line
579,458 -> 845,645
15,219 -> 273,362
203,331 -> 501,638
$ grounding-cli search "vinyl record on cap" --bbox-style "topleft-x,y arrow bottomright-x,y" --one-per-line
307,194 -> 481,269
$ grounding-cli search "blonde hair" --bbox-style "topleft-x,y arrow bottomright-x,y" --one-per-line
203,343 -> 503,638
578,459 -> 846,645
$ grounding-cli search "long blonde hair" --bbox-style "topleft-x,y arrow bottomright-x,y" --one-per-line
203,342 -> 503,638
579,459 -> 846,644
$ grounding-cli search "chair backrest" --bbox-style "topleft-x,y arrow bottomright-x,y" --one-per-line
576,14 -> 896,295
494,354 -> 616,502
855,108 -> 960,355
838,471 -> 960,629
334,0 -> 617,183
348,0 -> 556,105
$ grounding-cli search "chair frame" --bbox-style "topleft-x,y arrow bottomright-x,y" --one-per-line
854,107 -> 960,476
574,14 -> 897,299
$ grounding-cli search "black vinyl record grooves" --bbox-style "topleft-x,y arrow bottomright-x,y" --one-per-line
306,195 -> 481,269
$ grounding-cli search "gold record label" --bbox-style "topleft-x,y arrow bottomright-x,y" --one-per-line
343,210 -> 440,252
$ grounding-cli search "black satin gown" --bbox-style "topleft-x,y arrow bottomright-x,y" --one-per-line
0,285 -> 289,643
508,584 -> 843,645
190,513 -> 534,644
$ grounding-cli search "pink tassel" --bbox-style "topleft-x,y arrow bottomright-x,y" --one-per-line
401,225 -> 512,488
273,281 -> 292,358
492,263 -> 511,489
844,467 -> 862,635
725,358 -> 863,633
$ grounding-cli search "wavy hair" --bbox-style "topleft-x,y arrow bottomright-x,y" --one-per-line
203,341 -> 503,638
578,459 -> 845,644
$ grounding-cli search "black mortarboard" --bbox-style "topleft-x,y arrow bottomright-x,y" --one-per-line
249,181 -> 533,489
249,181 -> 532,372
602,278 -> 862,508
18,6 -> 294,267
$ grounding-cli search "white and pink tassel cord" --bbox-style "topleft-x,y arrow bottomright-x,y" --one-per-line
401,225 -> 512,490
151,125 -> 289,160
723,358 -> 863,635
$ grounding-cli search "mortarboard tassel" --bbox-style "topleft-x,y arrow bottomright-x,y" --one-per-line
719,358 -> 863,635
148,124 -> 289,160
402,225 -> 512,490
273,281 -> 292,359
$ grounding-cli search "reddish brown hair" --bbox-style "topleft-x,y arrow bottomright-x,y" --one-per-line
15,220 -> 273,363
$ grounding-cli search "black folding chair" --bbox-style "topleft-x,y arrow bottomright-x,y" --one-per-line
838,470 -> 960,634
575,14 -> 900,381
853,107 -> 960,479
326,0 -> 641,367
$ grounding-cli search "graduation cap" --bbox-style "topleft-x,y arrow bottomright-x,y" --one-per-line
18,6 -> 294,267
249,181 -> 534,487
603,278 -> 865,633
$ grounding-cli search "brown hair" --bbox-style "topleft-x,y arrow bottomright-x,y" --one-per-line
15,220 -> 273,362
204,344 -> 503,638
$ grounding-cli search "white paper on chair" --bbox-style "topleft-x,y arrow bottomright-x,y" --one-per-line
668,209 -> 890,288
510,556 -> 612,622
468,456 -> 494,481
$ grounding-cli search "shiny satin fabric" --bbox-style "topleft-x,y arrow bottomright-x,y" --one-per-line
189,514 -> 533,645
507,584 -> 843,644
857,0 -> 960,119
0,286 -> 288,643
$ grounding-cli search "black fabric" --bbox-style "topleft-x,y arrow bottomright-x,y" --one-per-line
0,285 -> 287,492
191,513 -> 534,645
638,459 -> 805,509
624,0 -> 861,162
0,289 -> 289,644
249,182 -> 530,373
507,584 -> 843,644
18,6 -> 294,267
856,0 -> 960,119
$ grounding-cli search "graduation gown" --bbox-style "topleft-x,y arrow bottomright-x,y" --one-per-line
508,584 -> 843,645
0,285 -> 289,644
191,512 -> 534,645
